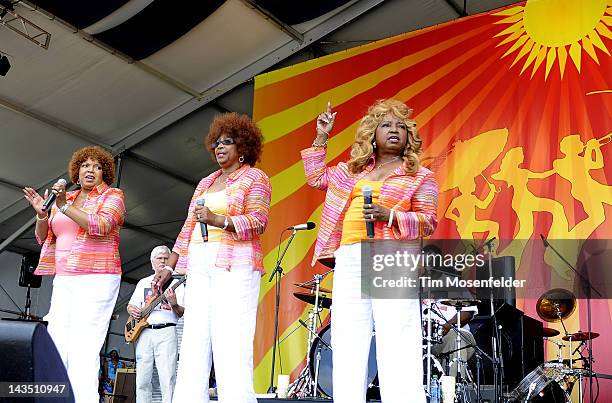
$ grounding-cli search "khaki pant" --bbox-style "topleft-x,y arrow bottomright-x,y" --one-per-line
431,330 -> 476,378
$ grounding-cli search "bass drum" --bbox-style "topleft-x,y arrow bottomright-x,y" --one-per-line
309,324 -> 379,399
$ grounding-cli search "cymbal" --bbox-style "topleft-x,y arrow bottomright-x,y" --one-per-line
293,292 -> 332,309
439,298 -> 481,308
293,283 -> 332,294
542,328 -> 560,338
562,331 -> 599,342
536,288 -> 576,323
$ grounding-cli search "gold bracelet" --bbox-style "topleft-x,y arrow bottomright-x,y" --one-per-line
312,138 -> 328,148
36,214 -> 48,221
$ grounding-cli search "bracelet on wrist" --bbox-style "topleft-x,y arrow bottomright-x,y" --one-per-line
59,204 -> 70,214
222,216 -> 229,230
312,137 -> 328,148
36,213 -> 48,221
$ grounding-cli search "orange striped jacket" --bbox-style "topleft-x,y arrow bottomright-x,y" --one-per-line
173,165 -> 271,273
35,183 -> 126,275
301,147 -> 438,266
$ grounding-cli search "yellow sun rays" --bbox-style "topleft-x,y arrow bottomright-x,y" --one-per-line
493,1 -> 612,80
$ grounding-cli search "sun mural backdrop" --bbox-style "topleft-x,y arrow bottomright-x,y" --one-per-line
251,0 -> 612,398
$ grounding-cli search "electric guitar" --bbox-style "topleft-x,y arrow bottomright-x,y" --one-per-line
124,275 -> 186,343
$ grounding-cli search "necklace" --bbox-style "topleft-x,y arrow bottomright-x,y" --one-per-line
372,156 -> 401,171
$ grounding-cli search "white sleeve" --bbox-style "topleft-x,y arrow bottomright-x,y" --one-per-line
128,279 -> 146,307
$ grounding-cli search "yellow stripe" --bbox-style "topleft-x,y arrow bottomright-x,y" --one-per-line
258,25 -> 491,143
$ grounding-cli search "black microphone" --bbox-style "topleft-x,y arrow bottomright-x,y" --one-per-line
42,179 -> 67,211
196,199 -> 208,242
363,185 -> 374,238
287,222 -> 316,231
540,234 -> 549,248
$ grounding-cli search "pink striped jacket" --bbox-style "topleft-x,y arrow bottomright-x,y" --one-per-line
173,165 -> 271,273
35,183 -> 126,275
301,147 -> 438,266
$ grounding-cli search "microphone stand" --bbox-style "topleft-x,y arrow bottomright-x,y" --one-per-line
542,236 -> 602,403
483,237 -> 503,403
266,229 -> 298,394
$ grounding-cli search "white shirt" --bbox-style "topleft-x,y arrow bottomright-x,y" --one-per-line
128,274 -> 185,325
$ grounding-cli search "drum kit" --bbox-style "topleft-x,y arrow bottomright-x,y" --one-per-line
507,288 -> 599,403
283,270 -> 600,403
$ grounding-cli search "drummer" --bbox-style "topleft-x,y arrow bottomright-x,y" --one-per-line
422,298 -> 477,378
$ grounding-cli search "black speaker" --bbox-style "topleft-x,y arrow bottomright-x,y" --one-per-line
476,256 -> 516,316
19,253 -> 41,288
470,305 -> 543,389
0,321 -> 73,402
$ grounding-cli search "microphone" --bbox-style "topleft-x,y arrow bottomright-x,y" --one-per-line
540,234 -> 549,248
196,199 -> 208,242
484,236 -> 496,248
287,222 -> 316,231
363,185 -> 374,238
42,179 -> 67,211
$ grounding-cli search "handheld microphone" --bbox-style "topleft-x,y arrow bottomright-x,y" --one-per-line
196,199 -> 208,242
362,185 -> 374,238
42,179 -> 67,211
540,234 -> 549,248
287,222 -> 316,231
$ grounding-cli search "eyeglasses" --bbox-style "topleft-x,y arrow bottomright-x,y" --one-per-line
212,138 -> 235,148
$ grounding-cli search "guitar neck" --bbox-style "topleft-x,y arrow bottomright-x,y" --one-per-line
141,276 -> 186,317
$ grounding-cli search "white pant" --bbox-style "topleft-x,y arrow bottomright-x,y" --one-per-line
136,326 -> 178,403
173,242 -> 260,403
45,274 -> 120,403
331,244 -> 426,403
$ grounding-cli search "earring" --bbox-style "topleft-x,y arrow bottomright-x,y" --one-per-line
372,142 -> 377,149
76,180 -> 80,185
239,155 -> 245,163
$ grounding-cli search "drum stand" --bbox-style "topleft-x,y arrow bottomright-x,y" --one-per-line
287,270 -> 333,398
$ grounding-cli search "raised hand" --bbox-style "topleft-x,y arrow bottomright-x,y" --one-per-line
22,187 -> 48,217
316,101 -> 337,137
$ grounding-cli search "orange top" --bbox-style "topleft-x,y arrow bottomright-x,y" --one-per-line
341,179 -> 383,245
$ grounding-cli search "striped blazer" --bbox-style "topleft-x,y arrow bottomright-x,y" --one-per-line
35,183 -> 126,275
173,165 -> 271,273
301,147 -> 438,266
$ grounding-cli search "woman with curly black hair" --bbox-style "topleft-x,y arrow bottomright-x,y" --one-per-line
154,112 -> 271,403
23,146 -> 125,402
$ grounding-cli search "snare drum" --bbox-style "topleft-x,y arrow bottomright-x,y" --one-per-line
508,363 -> 571,402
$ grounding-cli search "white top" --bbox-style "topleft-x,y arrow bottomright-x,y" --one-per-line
421,299 -> 478,332
128,274 -> 185,325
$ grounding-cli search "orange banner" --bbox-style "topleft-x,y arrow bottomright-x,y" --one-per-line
253,1 -> 612,398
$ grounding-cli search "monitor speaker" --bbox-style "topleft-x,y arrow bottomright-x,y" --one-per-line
0,320 -> 73,402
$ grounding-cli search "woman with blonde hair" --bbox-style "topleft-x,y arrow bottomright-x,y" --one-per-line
302,99 -> 438,403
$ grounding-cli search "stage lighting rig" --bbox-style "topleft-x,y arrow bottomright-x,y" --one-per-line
0,0 -> 51,49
